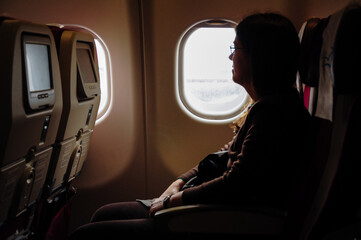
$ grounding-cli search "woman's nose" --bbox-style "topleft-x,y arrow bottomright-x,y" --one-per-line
229,52 -> 234,60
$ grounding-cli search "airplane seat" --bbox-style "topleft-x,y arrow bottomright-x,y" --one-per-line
0,18 -> 63,238
46,25 -> 100,193
307,3 -> 361,239
288,3 -> 361,239
298,17 -> 329,116
282,16 -> 332,240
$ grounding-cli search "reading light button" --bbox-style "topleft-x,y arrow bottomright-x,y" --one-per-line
40,115 -> 51,143
86,105 -> 93,125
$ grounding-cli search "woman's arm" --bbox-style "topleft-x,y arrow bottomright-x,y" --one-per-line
181,104 -> 278,205
149,136 -> 237,216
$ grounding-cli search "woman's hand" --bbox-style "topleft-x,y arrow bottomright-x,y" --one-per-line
149,198 -> 165,216
149,191 -> 183,217
149,179 -> 185,217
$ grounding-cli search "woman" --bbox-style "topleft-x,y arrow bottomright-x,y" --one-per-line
70,12 -> 310,239
149,12 -> 309,214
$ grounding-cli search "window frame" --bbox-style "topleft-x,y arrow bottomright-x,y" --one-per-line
177,19 -> 250,122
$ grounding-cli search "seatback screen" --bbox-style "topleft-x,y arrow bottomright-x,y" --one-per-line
77,48 -> 97,83
25,43 -> 52,92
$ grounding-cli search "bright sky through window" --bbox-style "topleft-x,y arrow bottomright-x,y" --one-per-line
181,26 -> 248,119
95,39 -> 108,117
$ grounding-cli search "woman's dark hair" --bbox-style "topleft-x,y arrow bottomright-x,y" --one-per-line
236,13 -> 300,97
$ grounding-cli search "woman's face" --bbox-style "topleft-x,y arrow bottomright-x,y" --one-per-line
229,36 -> 252,87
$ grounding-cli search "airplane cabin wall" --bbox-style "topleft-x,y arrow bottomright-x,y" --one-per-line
0,0 -> 350,232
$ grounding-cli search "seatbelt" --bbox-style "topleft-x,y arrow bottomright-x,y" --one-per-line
300,94 -> 355,239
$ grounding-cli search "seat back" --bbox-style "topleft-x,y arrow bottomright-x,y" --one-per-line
0,18 -> 62,228
283,18 -> 331,239
289,3 -> 361,239
309,3 -> 361,238
46,26 -> 100,192
298,17 -> 329,116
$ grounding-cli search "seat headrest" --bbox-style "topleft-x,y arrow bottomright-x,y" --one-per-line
48,25 -> 95,53
299,18 -> 329,87
316,3 -> 360,121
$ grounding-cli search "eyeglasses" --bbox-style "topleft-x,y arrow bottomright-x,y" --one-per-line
230,45 -> 244,54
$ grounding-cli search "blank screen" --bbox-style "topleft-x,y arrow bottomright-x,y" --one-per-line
77,48 -> 97,83
25,43 -> 52,92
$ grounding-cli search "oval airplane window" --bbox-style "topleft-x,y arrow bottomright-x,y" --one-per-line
58,24 -> 112,124
178,20 -> 249,122
93,38 -> 112,123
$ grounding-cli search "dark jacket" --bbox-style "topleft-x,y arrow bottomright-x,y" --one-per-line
179,88 -> 310,211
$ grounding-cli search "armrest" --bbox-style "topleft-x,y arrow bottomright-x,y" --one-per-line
154,204 -> 286,235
